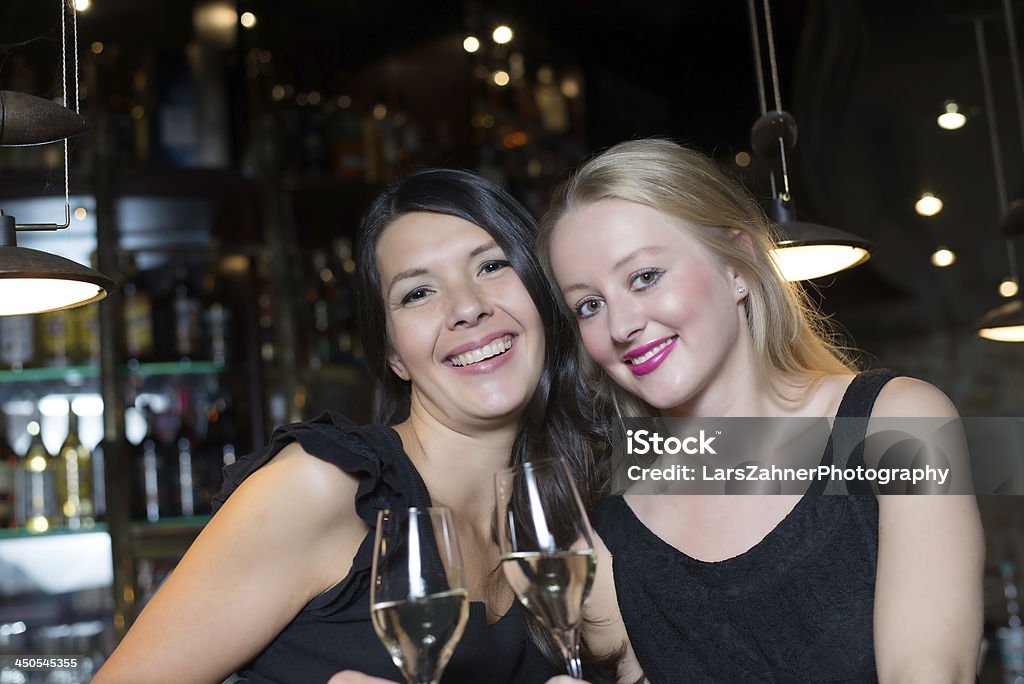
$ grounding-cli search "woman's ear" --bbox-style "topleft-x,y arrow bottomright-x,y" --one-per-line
386,348 -> 410,382
728,228 -> 756,258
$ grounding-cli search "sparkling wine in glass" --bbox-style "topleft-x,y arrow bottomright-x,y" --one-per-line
495,458 -> 596,679
370,507 -> 469,684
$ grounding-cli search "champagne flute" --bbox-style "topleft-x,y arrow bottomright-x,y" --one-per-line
495,458 -> 596,679
370,507 -> 469,684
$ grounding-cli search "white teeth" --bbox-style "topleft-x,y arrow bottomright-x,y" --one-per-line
450,335 -> 514,367
628,339 -> 672,365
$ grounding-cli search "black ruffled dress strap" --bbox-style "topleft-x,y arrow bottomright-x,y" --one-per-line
213,410 -> 431,523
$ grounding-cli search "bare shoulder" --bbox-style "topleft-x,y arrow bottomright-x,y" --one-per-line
872,376 -> 959,419
216,440 -> 366,548
94,442 -> 371,682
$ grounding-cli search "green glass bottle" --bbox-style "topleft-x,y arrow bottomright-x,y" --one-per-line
23,417 -> 62,532
58,408 -> 95,529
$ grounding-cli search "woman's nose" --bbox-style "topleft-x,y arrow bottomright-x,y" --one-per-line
606,298 -> 645,343
447,288 -> 492,329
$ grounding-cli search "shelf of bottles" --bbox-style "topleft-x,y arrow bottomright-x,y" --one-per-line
0,234 -> 373,534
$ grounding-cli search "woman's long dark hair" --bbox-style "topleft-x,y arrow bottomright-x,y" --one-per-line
355,168 -> 619,681
355,167 -> 607,509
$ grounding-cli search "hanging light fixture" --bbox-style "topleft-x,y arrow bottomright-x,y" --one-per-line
746,0 -> 873,282
0,0 -> 114,316
973,1 -> 1024,342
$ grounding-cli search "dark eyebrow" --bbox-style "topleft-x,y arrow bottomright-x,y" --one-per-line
387,240 -> 500,293
469,240 -> 501,259
561,246 -> 664,296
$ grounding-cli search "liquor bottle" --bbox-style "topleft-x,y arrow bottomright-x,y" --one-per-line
154,49 -> 199,167
72,301 -> 102,366
199,393 -> 237,512
122,255 -> 155,363
0,315 -> 35,371
256,256 -> 276,364
131,66 -> 153,163
999,561 -> 1024,683
306,249 -> 337,369
22,417 -> 61,532
329,101 -> 365,182
330,237 -> 360,363
0,410 -> 16,528
134,406 -> 166,522
37,309 -> 75,367
171,389 -> 199,518
57,408 -> 95,529
171,263 -> 202,361
202,250 -> 232,367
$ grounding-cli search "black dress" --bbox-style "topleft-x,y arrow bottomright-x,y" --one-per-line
592,369 -> 897,683
211,411 -> 558,684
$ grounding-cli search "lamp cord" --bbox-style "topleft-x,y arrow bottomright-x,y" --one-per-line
762,0 -> 784,113
747,0 -> 792,201
1004,0 -> 1024,154
747,0 -> 768,116
60,0 -> 80,221
976,17 -> 1018,285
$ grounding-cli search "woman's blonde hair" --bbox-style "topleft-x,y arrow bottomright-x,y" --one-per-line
537,138 -> 856,417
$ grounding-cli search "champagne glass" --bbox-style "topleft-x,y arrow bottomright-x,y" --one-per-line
370,507 -> 469,684
495,458 -> 596,679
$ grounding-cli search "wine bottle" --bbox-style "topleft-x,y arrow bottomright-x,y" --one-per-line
0,315 -> 35,371
134,405 -> 166,522
257,257 -> 276,364
199,394 -> 236,513
58,408 -> 95,529
0,410 -> 17,528
171,389 -> 199,518
202,250 -> 231,367
330,237 -> 360,363
307,249 -> 337,369
72,301 -> 102,366
37,310 -> 75,368
23,417 -> 62,532
122,255 -> 155,363
172,263 -> 202,361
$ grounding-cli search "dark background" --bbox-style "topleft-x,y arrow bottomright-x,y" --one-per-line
2,2 -> 1023,667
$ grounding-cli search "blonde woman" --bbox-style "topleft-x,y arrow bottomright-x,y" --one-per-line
537,139 -> 983,683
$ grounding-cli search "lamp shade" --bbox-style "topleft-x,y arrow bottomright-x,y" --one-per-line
763,195 -> 874,282
0,213 -> 115,315
770,221 -> 874,281
976,298 -> 1024,342
0,90 -> 88,146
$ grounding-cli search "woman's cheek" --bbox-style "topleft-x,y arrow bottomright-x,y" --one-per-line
579,325 -> 615,369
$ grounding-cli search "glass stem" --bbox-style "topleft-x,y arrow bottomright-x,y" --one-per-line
561,629 -> 583,679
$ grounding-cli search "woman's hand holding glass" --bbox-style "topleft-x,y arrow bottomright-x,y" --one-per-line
369,507 -> 469,684
495,459 -> 597,679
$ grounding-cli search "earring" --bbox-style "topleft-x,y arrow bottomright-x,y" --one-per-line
737,285 -> 747,295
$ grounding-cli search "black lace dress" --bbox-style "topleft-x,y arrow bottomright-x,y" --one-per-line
592,370 -> 897,683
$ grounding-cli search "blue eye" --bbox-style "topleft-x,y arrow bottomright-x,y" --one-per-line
574,298 -> 604,319
630,268 -> 663,290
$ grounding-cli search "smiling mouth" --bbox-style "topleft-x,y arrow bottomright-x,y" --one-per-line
625,337 -> 677,365
448,335 -> 515,367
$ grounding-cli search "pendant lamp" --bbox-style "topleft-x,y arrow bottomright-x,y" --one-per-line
973,2 -> 1024,342
746,0 -> 873,282
0,1 -> 115,316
